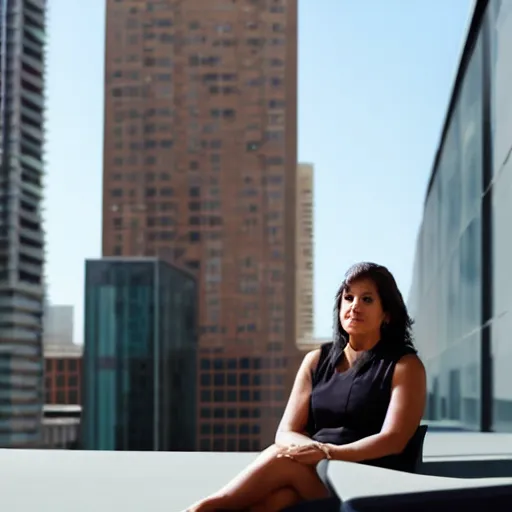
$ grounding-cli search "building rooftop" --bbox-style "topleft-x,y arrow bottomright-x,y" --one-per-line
3,432 -> 512,511
44,343 -> 83,358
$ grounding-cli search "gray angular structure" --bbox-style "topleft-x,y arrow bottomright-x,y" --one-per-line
0,0 -> 47,447
409,0 -> 512,433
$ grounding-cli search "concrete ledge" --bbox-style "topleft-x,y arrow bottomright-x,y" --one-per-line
327,458 -> 512,499
420,432 -> 512,478
0,449 -> 257,512
2,433 -> 512,511
423,432 -> 512,458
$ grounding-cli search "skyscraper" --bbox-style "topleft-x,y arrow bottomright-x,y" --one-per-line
0,0 -> 47,447
296,163 -> 313,348
102,0 -> 298,450
82,257 -> 197,451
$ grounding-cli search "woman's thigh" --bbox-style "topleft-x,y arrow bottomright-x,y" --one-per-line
250,486 -> 301,512
215,443 -> 327,507
257,446 -> 328,499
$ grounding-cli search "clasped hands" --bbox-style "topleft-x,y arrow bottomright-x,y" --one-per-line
276,442 -> 332,465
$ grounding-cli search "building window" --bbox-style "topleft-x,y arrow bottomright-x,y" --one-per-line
213,439 -> 224,451
239,439 -> 250,451
189,231 -> 201,242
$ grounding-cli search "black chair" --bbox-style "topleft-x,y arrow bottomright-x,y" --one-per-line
359,424 -> 429,474
404,424 -> 429,473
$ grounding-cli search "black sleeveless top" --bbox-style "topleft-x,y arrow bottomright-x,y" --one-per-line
306,340 -> 417,471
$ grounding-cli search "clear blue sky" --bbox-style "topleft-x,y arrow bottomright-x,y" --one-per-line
45,0 -> 472,344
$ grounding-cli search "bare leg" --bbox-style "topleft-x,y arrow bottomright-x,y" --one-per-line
250,487 -> 302,512
187,444 -> 328,511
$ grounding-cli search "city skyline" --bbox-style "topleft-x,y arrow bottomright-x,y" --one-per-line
44,1 -> 473,345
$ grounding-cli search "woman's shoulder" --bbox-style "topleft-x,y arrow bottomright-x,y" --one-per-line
303,341 -> 333,360
379,341 -> 418,361
303,342 -> 336,383
395,349 -> 425,372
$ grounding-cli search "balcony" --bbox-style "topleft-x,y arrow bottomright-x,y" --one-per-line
23,7 -> 45,31
18,206 -> 42,226
23,24 -> 45,46
2,432 -> 512,511
20,103 -> 43,126
20,122 -> 43,142
20,153 -> 44,174
18,182 -> 42,202
20,88 -> 44,111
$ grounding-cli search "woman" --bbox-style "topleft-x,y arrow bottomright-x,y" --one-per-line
185,262 -> 427,512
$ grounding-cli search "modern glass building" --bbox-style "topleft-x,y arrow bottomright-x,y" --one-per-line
409,0 -> 512,432
82,258 -> 197,451
0,0 -> 47,447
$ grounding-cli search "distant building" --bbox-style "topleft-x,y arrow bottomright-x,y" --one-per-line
82,258 -> 197,451
42,404 -> 81,450
408,0 -> 512,432
102,0 -> 300,451
43,305 -> 74,345
44,342 -> 82,405
0,0 -> 47,447
296,164 -> 314,348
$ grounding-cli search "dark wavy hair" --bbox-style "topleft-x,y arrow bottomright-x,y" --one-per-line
331,262 -> 415,365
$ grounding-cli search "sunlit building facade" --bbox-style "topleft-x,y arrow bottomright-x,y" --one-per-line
82,258 -> 197,451
409,0 -> 512,432
296,163 -> 313,347
102,0 -> 299,450
0,0 -> 47,447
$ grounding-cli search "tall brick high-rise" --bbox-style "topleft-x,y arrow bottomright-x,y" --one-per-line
102,0 -> 299,451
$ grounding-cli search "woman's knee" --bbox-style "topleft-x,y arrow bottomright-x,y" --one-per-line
256,443 -> 284,464
264,443 -> 281,454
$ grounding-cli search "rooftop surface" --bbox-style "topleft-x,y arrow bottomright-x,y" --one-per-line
2,432 -> 512,511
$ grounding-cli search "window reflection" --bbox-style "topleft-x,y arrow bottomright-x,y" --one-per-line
490,3 -> 512,431
409,28 -> 483,429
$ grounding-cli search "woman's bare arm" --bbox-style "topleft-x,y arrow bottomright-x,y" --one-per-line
328,354 -> 427,462
274,349 -> 321,447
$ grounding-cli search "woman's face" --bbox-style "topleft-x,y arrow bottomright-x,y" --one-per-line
339,277 -> 388,338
